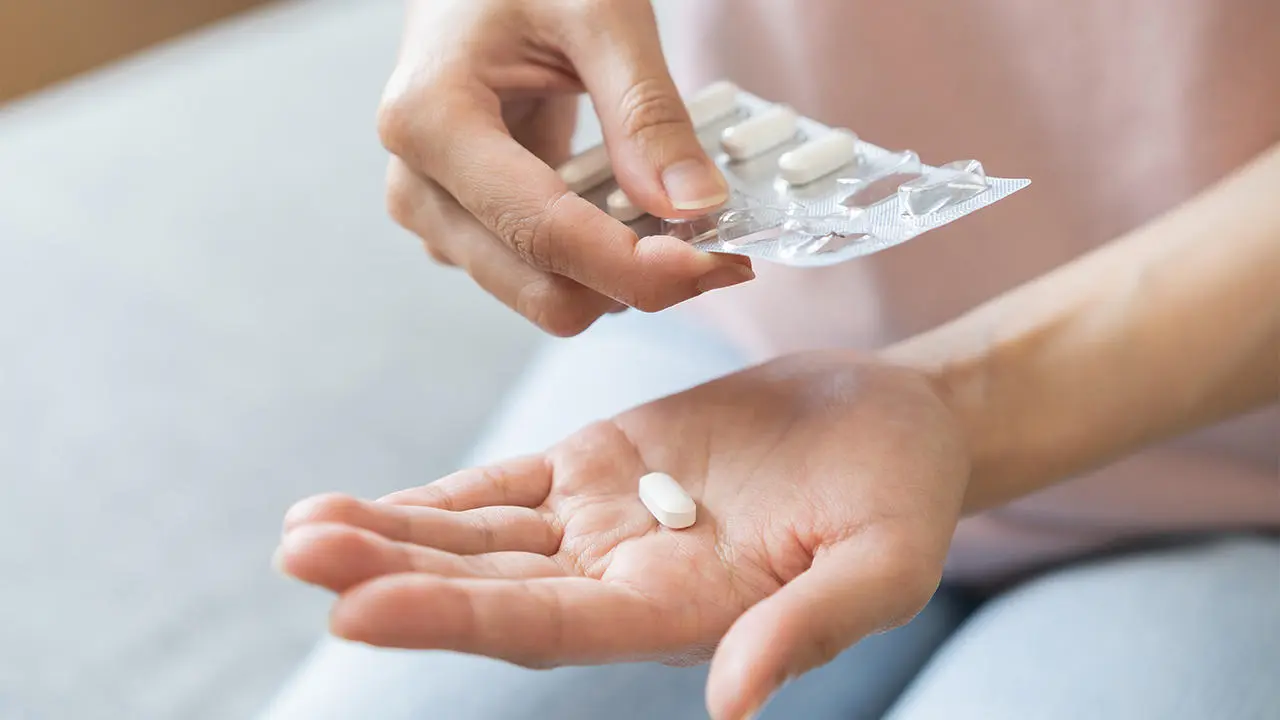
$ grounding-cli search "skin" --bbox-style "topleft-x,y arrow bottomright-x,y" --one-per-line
889,144 -> 1280,514
278,144 -> 1279,719
282,0 -> 1280,717
279,357 -> 967,718
379,0 -> 753,337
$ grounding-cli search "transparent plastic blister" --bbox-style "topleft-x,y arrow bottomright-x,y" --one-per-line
560,81 -> 1031,268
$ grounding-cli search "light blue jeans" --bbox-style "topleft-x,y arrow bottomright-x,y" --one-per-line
265,312 -> 1280,720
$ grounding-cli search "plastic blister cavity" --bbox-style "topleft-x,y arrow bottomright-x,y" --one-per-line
717,206 -> 787,249
660,211 -> 721,244
897,160 -> 989,217
557,82 -> 1029,267
838,150 -> 923,208
778,209 -> 870,259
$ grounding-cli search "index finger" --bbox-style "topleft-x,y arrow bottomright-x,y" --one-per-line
378,86 -> 750,311
376,456 -> 554,511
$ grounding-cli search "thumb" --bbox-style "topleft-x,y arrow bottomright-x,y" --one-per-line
704,535 -> 943,720
566,1 -> 728,217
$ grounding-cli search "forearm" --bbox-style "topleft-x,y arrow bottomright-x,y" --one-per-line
885,144 -> 1280,514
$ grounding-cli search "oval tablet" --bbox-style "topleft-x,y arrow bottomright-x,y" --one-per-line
606,188 -> 645,222
638,472 -> 696,529
685,80 -> 740,129
778,129 -> 859,186
556,145 -> 612,194
720,104 -> 799,161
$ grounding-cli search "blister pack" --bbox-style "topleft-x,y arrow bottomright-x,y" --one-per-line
557,81 -> 1030,267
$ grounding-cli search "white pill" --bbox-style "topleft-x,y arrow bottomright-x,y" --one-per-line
638,472 -> 696,529
685,80 -> 740,129
778,129 -> 859,186
720,104 -> 799,161
556,145 -> 612,194
606,187 -> 645,222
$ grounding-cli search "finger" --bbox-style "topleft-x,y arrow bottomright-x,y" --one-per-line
704,535 -> 942,720
276,523 -> 563,593
283,492 -> 561,555
384,159 -> 457,266
331,574 -> 689,667
378,455 -> 554,511
386,159 -> 624,335
378,89 -> 751,311
505,94 -> 579,168
565,1 -> 728,217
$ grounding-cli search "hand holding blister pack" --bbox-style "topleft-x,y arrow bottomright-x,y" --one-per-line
559,81 -> 1030,267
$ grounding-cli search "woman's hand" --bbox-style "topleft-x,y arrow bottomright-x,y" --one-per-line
379,0 -> 752,336
277,353 -> 970,719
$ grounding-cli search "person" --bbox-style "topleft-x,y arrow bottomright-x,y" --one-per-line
266,1 -> 1280,718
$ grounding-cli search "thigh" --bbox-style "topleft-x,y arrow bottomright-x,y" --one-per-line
266,594 -> 969,720
264,641 -> 710,720
760,591 -> 973,720
461,310 -> 751,466
888,536 -> 1280,720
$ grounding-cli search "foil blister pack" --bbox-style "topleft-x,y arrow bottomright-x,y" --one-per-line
557,81 -> 1030,267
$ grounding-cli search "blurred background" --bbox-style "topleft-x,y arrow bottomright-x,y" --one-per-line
0,0 -> 632,717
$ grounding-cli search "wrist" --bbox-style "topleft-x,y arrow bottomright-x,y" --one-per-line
880,317 -> 1027,516
907,344 -> 1003,516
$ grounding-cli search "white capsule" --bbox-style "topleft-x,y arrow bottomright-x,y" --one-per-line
778,129 -> 859,186
556,145 -> 612,194
685,80 -> 740,129
638,472 -> 696,529
720,104 -> 799,161
606,187 -> 645,222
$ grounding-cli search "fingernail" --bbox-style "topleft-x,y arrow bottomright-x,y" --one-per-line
662,158 -> 728,211
697,264 -> 755,293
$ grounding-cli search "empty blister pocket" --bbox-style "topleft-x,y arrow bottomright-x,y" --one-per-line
559,81 -> 1029,267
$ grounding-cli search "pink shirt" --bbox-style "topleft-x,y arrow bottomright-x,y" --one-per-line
668,0 -> 1280,580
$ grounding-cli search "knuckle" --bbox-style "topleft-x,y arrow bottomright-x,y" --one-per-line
419,483 -> 457,512
384,166 -> 419,230
899,567 -> 943,613
626,287 -> 667,313
385,162 -> 456,265
476,465 -> 513,501
810,633 -> 848,670
423,244 -> 454,266
510,656 -> 558,671
316,526 -> 367,556
465,512 -> 500,553
515,279 -> 594,337
300,493 -> 368,526
309,491 -> 371,520
497,190 -> 572,272
377,70 -> 456,161
618,78 -> 689,145
617,271 -> 669,313
491,204 -> 541,263
870,542 -> 944,632
376,91 -> 416,158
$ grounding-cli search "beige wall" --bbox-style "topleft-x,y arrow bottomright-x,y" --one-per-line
0,0 -> 274,102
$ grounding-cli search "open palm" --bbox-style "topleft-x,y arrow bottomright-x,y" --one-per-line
278,352 -> 969,718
